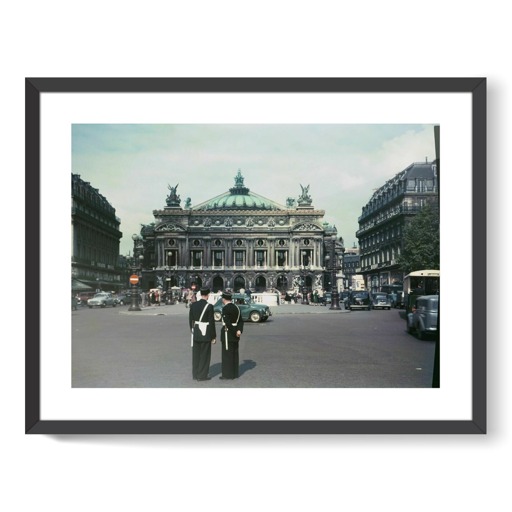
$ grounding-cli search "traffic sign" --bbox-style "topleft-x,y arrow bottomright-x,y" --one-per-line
129,274 -> 139,285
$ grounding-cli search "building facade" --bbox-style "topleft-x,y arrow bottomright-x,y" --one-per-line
356,161 -> 438,292
343,244 -> 363,290
71,174 -> 123,292
138,171 -> 345,295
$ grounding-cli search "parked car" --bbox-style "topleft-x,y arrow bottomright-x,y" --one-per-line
213,294 -> 271,323
372,292 -> 392,310
347,291 -> 372,311
114,292 -> 131,305
407,295 -> 439,340
87,292 -> 117,308
77,291 -> 96,305
320,292 -> 332,305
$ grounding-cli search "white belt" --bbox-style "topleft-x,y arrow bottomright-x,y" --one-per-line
223,323 -> 237,350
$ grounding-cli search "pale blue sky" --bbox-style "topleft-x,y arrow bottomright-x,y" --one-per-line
72,124 -> 436,256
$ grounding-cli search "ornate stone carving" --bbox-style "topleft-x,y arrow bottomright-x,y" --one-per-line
155,223 -> 186,232
297,184 -> 313,207
293,223 -> 322,231
166,183 -> 181,207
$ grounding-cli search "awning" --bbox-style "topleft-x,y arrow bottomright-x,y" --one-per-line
72,279 -> 93,291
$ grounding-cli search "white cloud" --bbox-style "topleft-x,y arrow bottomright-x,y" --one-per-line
73,124 -> 436,254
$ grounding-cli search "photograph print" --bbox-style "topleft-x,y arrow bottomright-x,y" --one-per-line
71,123 -> 440,389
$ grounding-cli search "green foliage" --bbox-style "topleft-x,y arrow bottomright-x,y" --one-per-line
398,203 -> 440,275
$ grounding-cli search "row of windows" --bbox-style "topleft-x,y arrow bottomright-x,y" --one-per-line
406,178 -> 436,192
359,224 -> 402,249
164,249 -> 313,267
72,200 -> 119,230
169,238 -> 312,247
360,246 -> 401,267
74,223 -> 119,249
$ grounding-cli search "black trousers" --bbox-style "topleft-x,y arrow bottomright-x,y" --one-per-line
192,341 -> 212,380
221,339 -> 239,379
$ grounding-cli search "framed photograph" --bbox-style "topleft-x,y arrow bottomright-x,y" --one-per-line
26,77 -> 486,434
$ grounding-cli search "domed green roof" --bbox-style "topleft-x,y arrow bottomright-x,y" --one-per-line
192,171 -> 287,211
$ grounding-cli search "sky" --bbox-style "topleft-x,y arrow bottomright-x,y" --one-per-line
72,124 -> 436,256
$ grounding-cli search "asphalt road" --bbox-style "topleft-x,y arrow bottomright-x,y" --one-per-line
72,302 -> 436,388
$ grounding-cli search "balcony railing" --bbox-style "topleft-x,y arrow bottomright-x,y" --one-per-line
152,264 -> 321,272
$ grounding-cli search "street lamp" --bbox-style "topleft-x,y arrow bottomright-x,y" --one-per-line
325,234 -> 341,310
165,266 -> 172,305
128,240 -> 144,312
300,250 -> 310,305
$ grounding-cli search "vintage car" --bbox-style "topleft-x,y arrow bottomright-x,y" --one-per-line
371,293 -> 392,310
114,292 -> 131,305
87,292 -> 117,308
77,291 -> 96,305
347,291 -> 372,311
213,294 -> 271,323
407,295 -> 439,340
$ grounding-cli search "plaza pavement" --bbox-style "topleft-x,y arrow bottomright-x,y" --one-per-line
118,301 -> 350,316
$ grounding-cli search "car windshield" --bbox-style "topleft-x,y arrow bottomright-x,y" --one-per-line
352,292 -> 368,298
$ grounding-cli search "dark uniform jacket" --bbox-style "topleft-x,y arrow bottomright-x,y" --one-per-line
189,299 -> 216,342
221,302 -> 244,343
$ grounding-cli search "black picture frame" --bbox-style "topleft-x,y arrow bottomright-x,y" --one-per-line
26,77 -> 486,434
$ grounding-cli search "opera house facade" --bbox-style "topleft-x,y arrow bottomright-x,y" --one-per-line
135,171 -> 345,294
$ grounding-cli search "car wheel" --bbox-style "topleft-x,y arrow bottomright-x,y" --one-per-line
214,311 -> 222,322
113,303 -> 116,307
88,305 -> 92,309
249,311 -> 261,323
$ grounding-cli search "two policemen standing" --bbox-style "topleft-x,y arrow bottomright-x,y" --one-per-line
188,290 -> 244,381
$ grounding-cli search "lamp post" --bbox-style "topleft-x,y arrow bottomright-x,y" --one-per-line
325,234 -> 341,310
165,266 -> 172,305
128,234 -> 144,311
300,250 -> 310,305
128,243 -> 144,312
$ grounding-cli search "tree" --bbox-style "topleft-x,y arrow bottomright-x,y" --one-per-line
398,203 -> 440,275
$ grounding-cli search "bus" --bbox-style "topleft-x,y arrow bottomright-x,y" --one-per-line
403,269 -> 440,313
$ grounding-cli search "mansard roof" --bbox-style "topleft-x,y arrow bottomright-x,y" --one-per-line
191,170 -> 288,212
368,161 -> 437,203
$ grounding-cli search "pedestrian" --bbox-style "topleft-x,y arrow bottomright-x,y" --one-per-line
219,292 -> 244,380
186,287 -> 197,308
188,287 -> 217,381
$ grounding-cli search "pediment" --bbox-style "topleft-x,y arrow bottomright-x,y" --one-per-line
155,222 -> 186,232
291,222 -> 323,232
